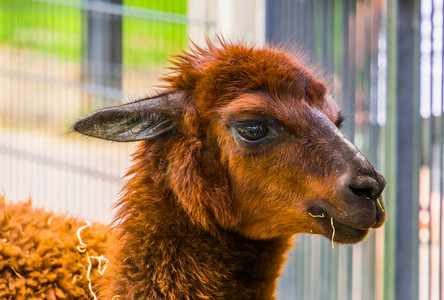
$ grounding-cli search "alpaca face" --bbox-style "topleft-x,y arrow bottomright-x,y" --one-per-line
211,93 -> 385,242
73,41 -> 386,244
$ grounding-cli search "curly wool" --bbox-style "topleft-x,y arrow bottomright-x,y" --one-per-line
0,195 -> 110,300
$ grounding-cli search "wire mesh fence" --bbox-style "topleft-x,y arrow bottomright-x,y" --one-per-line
0,0 -> 442,299
0,0 -> 193,223
267,1 -> 387,299
267,0 -> 437,300
419,0 -> 444,299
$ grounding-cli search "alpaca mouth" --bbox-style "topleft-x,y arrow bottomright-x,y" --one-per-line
308,210 -> 369,244
307,196 -> 385,244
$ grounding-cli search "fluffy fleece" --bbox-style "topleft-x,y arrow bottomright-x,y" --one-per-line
2,40 -> 386,300
73,40 -> 385,299
0,195 -> 110,299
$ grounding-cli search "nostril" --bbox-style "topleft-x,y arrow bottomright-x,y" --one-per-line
347,175 -> 382,200
349,186 -> 374,200
338,174 -> 385,202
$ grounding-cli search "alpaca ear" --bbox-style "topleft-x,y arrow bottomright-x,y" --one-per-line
73,92 -> 183,142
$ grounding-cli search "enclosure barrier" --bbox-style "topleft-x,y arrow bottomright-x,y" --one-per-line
0,0 -> 442,299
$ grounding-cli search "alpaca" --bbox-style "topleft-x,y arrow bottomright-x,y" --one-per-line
0,196 -> 110,299
73,40 -> 387,299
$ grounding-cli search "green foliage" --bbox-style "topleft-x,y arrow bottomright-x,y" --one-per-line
0,0 -> 188,66
0,0 -> 82,60
125,0 -> 186,14
123,0 -> 187,67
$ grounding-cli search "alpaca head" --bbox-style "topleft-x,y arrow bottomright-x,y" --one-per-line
73,41 -> 386,244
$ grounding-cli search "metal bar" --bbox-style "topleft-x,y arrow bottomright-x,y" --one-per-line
0,67 -> 136,101
0,144 -> 121,183
342,0 -> 356,142
265,0 -> 282,43
441,2 -> 444,297
30,0 -> 212,27
86,0 -> 123,106
395,0 -> 421,299
383,0 -> 398,298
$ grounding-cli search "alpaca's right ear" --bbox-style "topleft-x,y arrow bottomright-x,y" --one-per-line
73,92 -> 183,142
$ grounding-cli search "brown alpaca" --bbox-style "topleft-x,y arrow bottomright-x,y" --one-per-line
73,40 -> 386,299
0,196 -> 109,299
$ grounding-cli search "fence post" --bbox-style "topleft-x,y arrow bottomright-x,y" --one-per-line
215,0 -> 266,45
86,0 -> 123,106
265,1 -> 357,299
393,0 -> 421,299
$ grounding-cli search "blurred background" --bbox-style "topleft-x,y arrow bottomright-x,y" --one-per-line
0,0 -> 438,299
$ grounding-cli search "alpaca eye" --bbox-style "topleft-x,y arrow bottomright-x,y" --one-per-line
229,118 -> 281,148
237,124 -> 268,141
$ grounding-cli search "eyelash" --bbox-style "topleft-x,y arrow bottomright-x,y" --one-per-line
335,114 -> 345,128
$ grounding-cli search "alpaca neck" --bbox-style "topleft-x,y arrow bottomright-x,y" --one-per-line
109,184 -> 291,300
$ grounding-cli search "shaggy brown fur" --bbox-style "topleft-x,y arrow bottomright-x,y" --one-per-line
5,40 -> 385,300
0,196 -> 109,299
75,40 -> 386,299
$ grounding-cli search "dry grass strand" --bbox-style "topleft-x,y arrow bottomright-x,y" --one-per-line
377,198 -> 385,212
330,218 -> 341,249
308,212 -> 325,218
77,221 -> 110,300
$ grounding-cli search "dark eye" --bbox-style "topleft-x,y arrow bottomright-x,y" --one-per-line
237,124 -> 269,141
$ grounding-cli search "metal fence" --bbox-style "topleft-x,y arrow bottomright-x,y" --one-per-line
0,0 -> 441,299
267,1 -> 392,299
0,0 -> 196,223
419,1 -> 444,300
267,1 -> 429,300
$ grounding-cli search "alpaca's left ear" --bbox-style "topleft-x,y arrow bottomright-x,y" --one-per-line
73,92 -> 183,142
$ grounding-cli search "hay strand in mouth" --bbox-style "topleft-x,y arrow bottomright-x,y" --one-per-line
308,213 -> 341,248
377,198 -> 385,212
330,218 -> 341,249
309,212 -> 325,218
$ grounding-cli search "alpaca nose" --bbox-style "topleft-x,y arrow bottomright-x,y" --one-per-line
338,173 -> 386,202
